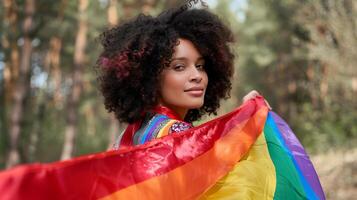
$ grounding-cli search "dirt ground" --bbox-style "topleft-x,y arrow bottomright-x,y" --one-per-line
311,148 -> 357,200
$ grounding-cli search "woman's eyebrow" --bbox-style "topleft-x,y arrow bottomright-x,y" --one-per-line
171,57 -> 204,61
197,57 -> 204,62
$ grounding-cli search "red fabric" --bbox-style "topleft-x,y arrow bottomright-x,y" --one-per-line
118,120 -> 141,147
152,105 -> 183,120
119,105 -> 183,147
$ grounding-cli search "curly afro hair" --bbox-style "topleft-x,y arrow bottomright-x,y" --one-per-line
97,0 -> 235,123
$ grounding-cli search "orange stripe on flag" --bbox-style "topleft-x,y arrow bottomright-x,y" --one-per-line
100,107 -> 268,200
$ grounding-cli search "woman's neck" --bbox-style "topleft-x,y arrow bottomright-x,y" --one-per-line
155,103 -> 187,121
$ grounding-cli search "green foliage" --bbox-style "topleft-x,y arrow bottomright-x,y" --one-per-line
234,0 -> 357,153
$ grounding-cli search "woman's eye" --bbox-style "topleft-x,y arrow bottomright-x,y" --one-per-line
174,65 -> 185,71
196,64 -> 205,70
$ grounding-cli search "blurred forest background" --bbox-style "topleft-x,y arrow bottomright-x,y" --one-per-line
0,0 -> 356,198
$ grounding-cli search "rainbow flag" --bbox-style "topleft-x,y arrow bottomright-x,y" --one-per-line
0,97 -> 325,199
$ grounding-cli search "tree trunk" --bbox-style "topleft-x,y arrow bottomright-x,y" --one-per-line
61,0 -> 88,160
2,0 -> 20,104
1,0 -> 18,166
6,0 -> 35,168
46,0 -> 66,106
46,37 -> 63,106
1,1 -> 19,151
107,0 -> 118,27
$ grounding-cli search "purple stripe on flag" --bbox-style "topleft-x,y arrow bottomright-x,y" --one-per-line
270,111 -> 325,200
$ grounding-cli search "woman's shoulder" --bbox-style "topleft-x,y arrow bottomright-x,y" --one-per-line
112,112 -> 193,149
133,113 -> 192,145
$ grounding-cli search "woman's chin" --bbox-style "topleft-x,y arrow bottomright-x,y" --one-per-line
185,101 -> 204,109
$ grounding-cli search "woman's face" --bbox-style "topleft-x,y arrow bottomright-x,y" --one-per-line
159,38 -> 208,119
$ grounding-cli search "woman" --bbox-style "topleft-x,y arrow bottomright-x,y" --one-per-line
94,2 -> 324,199
97,1 -> 261,148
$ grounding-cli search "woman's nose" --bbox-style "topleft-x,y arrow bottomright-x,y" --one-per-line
189,66 -> 202,83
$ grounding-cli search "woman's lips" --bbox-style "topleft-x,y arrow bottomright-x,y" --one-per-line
185,89 -> 204,97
